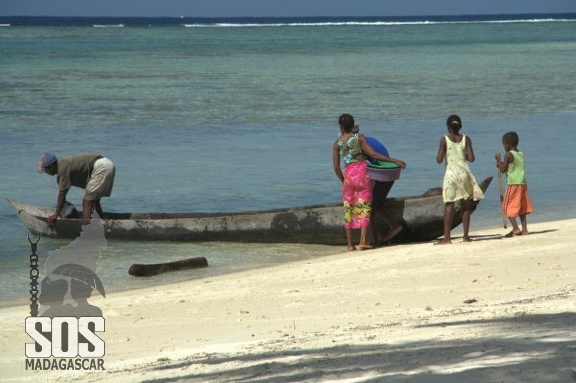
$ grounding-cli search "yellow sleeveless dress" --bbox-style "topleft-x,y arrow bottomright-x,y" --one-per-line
442,135 -> 484,203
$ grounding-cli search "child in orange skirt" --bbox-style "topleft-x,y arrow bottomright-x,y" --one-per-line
495,131 -> 534,236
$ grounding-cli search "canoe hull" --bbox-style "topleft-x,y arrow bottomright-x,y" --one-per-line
6,176 -> 492,245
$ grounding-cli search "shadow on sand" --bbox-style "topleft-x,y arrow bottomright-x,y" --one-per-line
137,309 -> 576,383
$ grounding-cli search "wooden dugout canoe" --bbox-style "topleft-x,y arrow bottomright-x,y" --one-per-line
6,176 -> 492,245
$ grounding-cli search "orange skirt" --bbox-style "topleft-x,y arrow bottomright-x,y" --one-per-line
503,184 -> 534,218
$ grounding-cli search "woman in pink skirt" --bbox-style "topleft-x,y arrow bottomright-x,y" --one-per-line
332,114 -> 406,251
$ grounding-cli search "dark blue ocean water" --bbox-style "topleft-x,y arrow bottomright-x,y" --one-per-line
1,14 -> 575,305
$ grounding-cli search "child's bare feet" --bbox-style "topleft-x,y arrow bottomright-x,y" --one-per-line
505,230 -> 522,238
347,246 -> 356,252
462,236 -> 473,242
434,239 -> 452,245
521,230 -> 530,235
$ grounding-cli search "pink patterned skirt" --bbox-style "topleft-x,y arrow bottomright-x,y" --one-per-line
342,161 -> 373,229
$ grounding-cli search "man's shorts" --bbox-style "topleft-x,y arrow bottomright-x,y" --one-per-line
84,157 -> 115,200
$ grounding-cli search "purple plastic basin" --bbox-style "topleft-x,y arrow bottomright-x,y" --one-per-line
367,166 -> 402,181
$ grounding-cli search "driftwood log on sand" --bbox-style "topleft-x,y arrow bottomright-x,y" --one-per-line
129,257 -> 208,277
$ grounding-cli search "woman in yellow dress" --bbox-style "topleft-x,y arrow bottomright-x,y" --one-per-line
435,115 -> 484,244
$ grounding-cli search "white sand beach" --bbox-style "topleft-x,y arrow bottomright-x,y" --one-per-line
2,219 -> 575,382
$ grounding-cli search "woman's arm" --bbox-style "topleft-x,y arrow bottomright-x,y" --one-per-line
436,137 -> 446,164
332,140 -> 344,182
465,136 -> 475,162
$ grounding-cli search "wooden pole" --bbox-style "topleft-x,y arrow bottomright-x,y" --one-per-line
129,257 -> 208,277
497,168 -> 507,229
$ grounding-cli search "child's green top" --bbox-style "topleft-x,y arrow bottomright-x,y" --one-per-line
507,150 -> 527,185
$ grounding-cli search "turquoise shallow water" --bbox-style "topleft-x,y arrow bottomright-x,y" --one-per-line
1,15 -> 575,305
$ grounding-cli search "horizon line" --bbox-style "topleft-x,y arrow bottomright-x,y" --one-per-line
1,12 -> 575,19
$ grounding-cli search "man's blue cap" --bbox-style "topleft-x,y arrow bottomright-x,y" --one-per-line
38,152 -> 57,173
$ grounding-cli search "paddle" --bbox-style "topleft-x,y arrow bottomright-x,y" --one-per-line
497,166 -> 507,229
